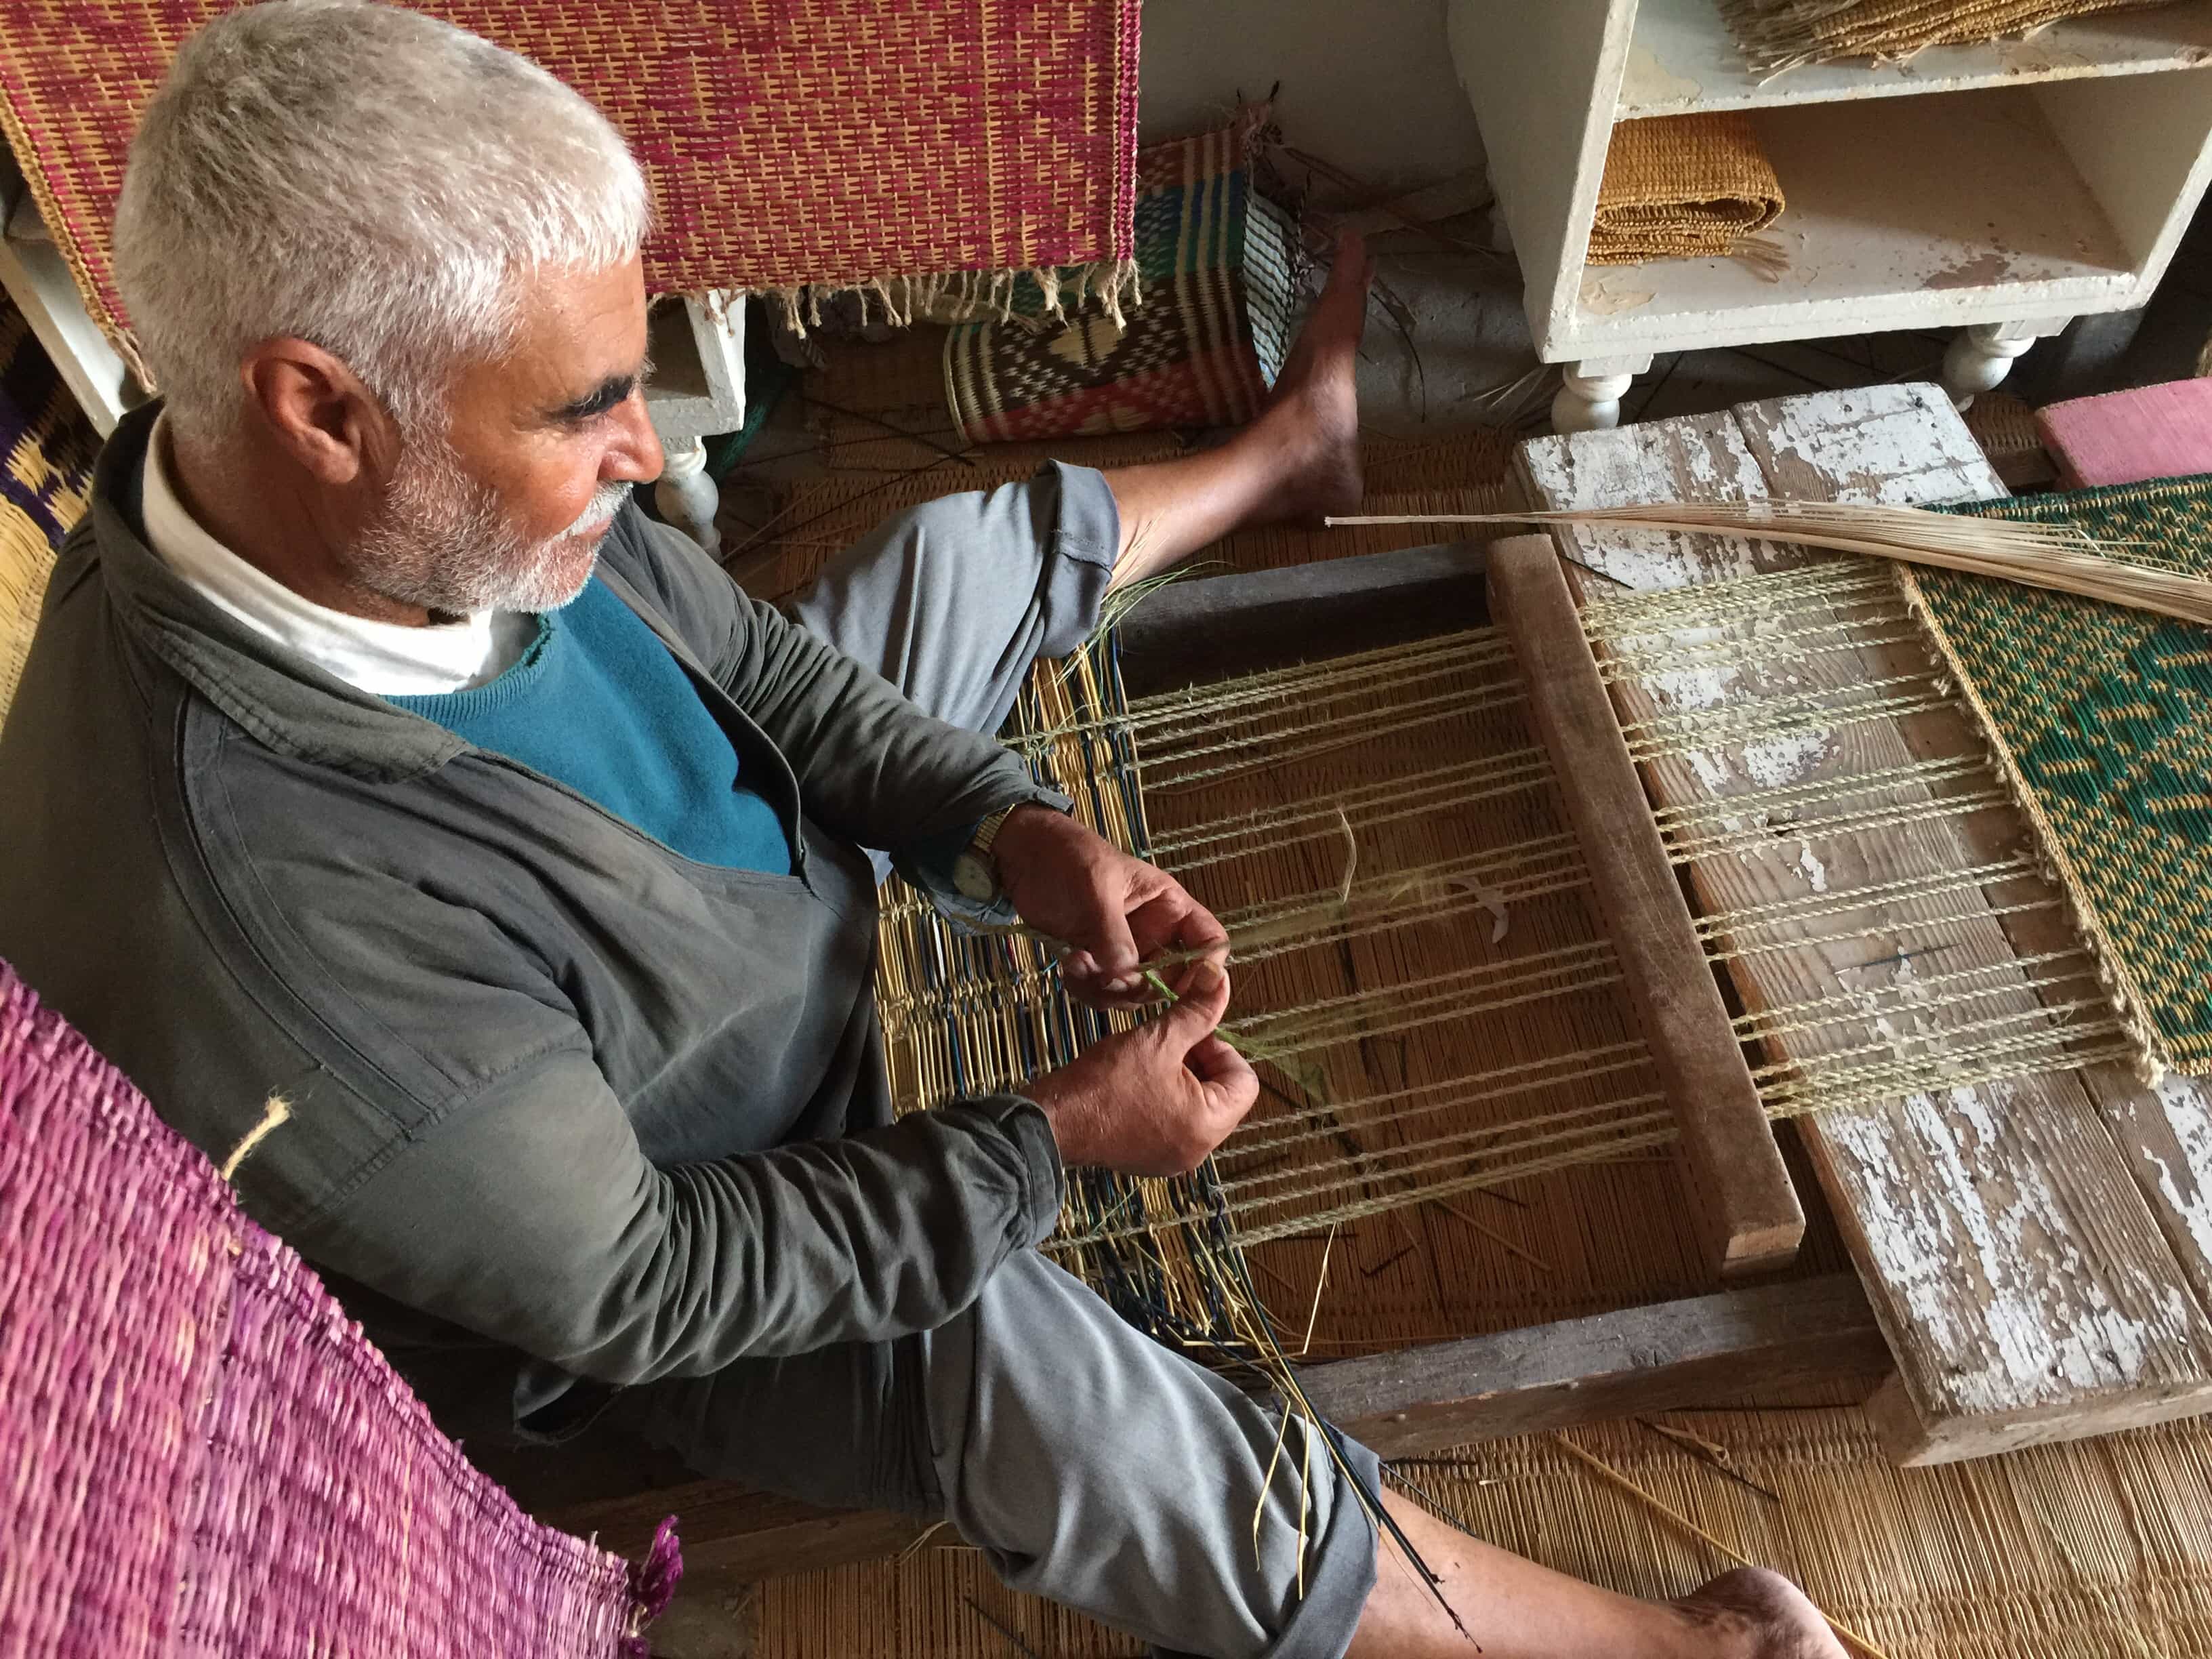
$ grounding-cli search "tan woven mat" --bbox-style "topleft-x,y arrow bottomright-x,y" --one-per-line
1588,112 -> 1784,266
1719,0 -> 2176,74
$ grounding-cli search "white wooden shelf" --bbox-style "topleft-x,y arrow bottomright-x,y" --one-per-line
1575,89 -> 2137,352
1623,0 -> 2212,117
1448,0 -> 2212,425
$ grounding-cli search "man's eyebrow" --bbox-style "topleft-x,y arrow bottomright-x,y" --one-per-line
551,356 -> 654,421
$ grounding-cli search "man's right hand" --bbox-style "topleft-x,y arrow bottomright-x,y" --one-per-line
1018,962 -> 1259,1175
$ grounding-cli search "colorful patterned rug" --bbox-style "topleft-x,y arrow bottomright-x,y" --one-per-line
0,959 -> 680,1654
0,293 -> 99,726
943,107 -> 1296,443
1912,475 -> 2212,1076
0,2 -> 1141,380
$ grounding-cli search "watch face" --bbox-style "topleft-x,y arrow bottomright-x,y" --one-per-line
954,852 -> 997,901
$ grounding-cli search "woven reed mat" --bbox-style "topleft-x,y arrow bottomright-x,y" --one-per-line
729,429 -> 1521,601
1910,474 -> 2212,1075
1587,113 -> 1784,266
0,959 -> 677,1653
0,293 -> 98,726
0,1 -> 1140,377
1719,0 -> 2176,74
755,1409 -> 2212,1658
943,106 -> 1298,444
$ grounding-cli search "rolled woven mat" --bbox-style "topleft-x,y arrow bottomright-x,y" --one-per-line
942,105 -> 1299,444
1719,0 -> 2177,75
1586,113 -> 1785,266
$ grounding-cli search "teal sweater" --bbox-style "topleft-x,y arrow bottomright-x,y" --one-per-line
394,576 -> 790,873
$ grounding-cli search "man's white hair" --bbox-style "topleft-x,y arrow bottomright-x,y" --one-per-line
113,0 -> 652,441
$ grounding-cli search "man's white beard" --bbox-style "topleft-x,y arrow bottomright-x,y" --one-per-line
345,436 -> 632,617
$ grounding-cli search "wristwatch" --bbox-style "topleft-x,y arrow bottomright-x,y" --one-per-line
951,805 -> 1019,902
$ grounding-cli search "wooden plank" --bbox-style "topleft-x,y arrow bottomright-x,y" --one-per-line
1111,540 -> 1490,698
1486,534 -> 1803,1275
1518,387 -> 2212,1462
516,1275 -> 1888,1574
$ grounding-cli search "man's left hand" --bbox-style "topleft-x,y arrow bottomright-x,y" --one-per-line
991,804 -> 1228,1006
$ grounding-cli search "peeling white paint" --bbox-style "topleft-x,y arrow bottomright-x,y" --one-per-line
2146,1075 -> 2212,1271
1618,43 -> 1702,109
1793,842 -> 1829,893
1741,728 -> 1834,789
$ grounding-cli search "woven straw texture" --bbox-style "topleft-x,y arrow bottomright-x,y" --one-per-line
0,1 -> 1141,373
756,1408 -> 2212,1659
1719,0 -> 2174,73
943,109 -> 1296,445
1907,475 -> 2212,1075
0,960 -> 675,1655
0,293 -> 98,728
1587,112 -> 1784,266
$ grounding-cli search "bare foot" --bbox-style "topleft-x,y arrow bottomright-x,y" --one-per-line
1252,231 -> 1371,520
1673,1568 -> 1850,1659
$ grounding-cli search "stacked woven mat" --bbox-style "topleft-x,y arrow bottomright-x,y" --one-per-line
1587,112 -> 1786,266
1719,0 -> 2179,75
0,960 -> 678,1654
0,1 -> 1141,380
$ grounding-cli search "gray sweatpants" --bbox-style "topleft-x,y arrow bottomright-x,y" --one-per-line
617,464 -> 1381,1658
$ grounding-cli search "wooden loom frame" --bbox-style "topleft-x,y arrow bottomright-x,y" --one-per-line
487,534 -> 1898,1578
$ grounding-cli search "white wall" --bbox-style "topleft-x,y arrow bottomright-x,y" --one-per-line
1138,0 -> 1488,196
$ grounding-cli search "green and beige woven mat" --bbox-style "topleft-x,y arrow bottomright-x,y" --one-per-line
1914,474 -> 2212,1077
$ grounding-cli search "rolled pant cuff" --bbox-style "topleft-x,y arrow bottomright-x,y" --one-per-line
1250,1429 -> 1382,1659
1031,461 -> 1120,660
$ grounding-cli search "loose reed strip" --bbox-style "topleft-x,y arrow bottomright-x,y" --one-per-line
1324,501 -> 2212,627
1551,1434 -> 1892,1659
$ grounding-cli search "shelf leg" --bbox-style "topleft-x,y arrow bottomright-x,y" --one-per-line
1940,318 -> 2070,411
1552,355 -> 1652,433
654,435 -> 721,555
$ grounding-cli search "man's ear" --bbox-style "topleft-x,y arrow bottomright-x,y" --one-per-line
237,338 -> 393,487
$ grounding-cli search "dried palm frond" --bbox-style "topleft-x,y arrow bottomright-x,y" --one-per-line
1324,499 -> 2212,626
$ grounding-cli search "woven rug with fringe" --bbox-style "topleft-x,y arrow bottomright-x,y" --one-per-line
1719,0 -> 2177,75
0,1 -> 1140,381
1910,474 -> 2212,1076
1587,112 -> 1784,266
942,106 -> 1299,445
0,960 -> 681,1654
0,292 -> 98,724
755,1408 -> 2212,1659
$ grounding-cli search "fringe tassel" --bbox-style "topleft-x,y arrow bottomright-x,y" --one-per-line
617,1516 -> 683,1658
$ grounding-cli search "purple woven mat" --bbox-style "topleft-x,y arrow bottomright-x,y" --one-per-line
0,960 -> 678,1654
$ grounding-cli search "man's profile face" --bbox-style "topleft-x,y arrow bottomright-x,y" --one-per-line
344,252 -> 663,616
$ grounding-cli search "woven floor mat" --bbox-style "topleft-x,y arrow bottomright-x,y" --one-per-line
0,1 -> 1139,375
756,1408 -> 2212,1659
1913,474 -> 2212,1075
729,430 -> 1522,602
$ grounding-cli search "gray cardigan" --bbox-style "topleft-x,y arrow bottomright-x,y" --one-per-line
0,405 -> 1067,1435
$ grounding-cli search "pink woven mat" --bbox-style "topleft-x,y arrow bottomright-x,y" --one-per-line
0,2 -> 1140,364
2036,378 -> 2212,489
0,960 -> 678,1654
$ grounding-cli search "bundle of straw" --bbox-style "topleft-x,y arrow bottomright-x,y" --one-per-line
1324,499 -> 2212,626
1719,0 -> 2175,77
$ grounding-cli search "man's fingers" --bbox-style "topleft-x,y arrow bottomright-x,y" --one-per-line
1162,959 -> 1232,1036
1187,1036 -> 1259,1126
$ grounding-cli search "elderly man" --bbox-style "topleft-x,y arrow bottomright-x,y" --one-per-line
0,5 -> 1844,1657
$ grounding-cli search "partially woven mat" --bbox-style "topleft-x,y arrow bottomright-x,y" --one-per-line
1908,474 -> 2212,1076
1719,0 -> 2176,74
943,107 -> 1298,444
756,1408 -> 2212,1658
0,1 -> 1141,376
0,960 -> 678,1653
1587,112 -> 1784,266
0,294 -> 98,726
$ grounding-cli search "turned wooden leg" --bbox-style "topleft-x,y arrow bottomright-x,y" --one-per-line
654,435 -> 721,554
1551,354 -> 1654,433
1941,318 -> 2070,411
